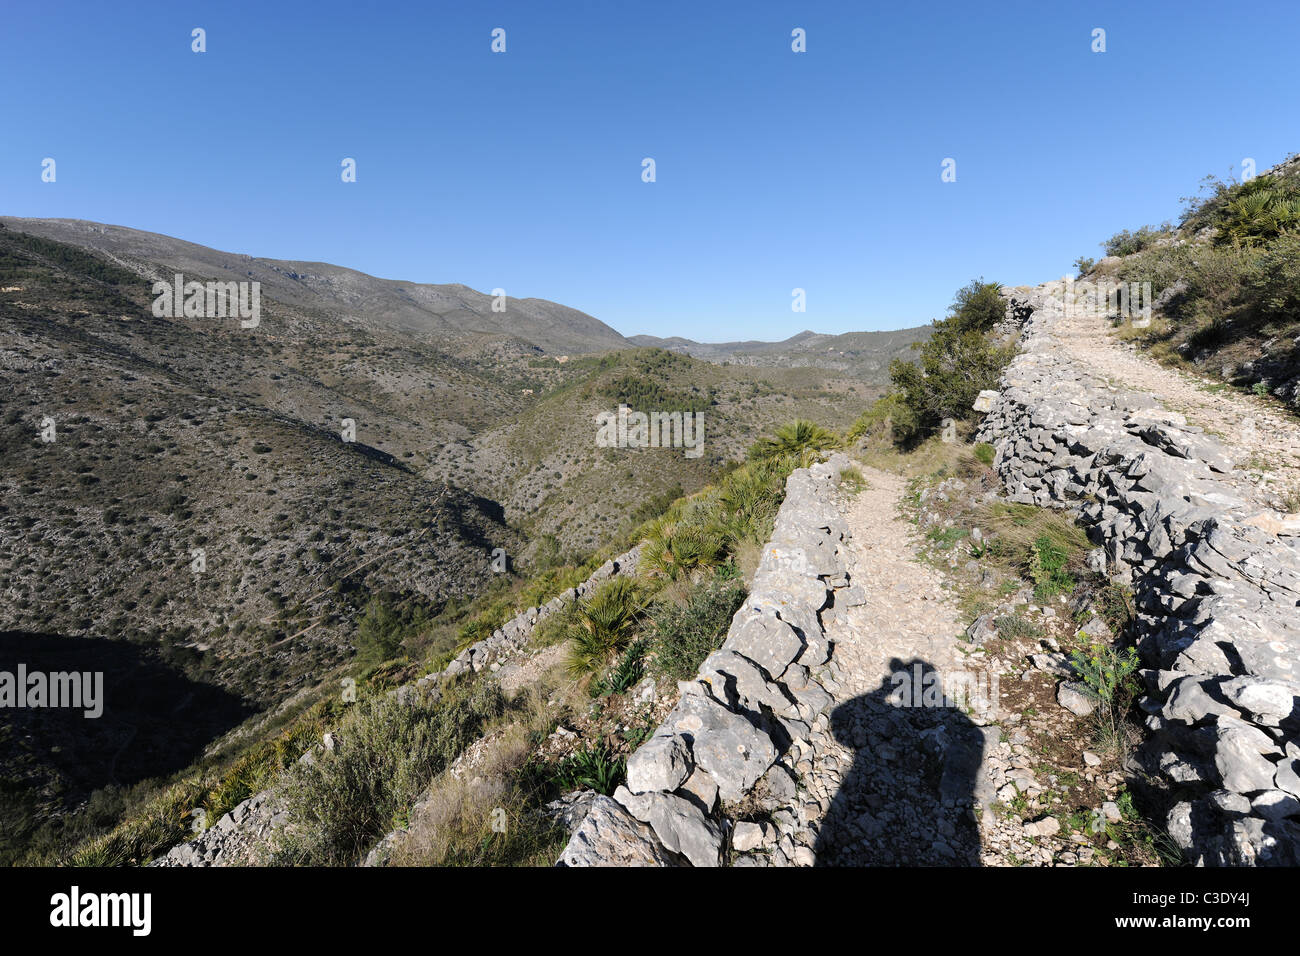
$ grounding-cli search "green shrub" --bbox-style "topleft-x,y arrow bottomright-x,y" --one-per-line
1069,642 -> 1141,751
1211,175 -> 1300,247
973,442 -> 995,465
551,744 -> 625,796
884,279 -> 1016,446
1102,223 -> 1171,257
993,612 -> 1042,640
1028,533 -> 1076,600
710,456 -> 790,548
846,392 -> 916,445
643,521 -> 723,581
649,575 -> 746,682
355,591 -> 432,665
747,419 -> 840,465
277,679 -> 506,865
564,577 -> 644,677
1093,580 -> 1136,637
591,637 -> 650,697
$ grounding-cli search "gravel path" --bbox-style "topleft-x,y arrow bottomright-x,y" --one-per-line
791,466 -> 995,865
1052,294 -> 1300,508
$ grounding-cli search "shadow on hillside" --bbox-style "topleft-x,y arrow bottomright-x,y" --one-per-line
0,631 -> 250,804
814,657 -> 988,866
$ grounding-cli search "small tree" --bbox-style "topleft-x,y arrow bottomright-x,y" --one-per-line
884,279 -> 1014,446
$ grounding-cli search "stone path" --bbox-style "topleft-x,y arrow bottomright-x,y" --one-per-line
1051,291 -> 1300,508
776,465 -> 995,865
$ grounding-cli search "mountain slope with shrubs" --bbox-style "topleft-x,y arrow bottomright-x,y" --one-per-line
15,419 -> 833,867
1079,153 -> 1300,409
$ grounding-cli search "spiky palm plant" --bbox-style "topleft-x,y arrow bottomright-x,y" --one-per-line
713,458 -> 786,546
643,522 -> 723,581
1218,177 -> 1300,245
564,577 -> 642,677
747,419 -> 840,466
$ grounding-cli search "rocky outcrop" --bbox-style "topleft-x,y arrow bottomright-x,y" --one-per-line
150,792 -> 287,867
558,454 -> 854,866
977,285 -> 1300,865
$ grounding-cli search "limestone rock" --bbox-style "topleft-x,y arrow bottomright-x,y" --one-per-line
626,734 -> 691,794
558,795 -> 680,867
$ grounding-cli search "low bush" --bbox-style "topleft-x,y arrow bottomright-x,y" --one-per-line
1069,642 -> 1141,753
1028,533 -> 1077,601
355,591 -> 434,665
649,573 -> 747,682
591,637 -> 650,698
563,577 -> 645,678
277,679 -> 506,865
1102,223 -> 1172,257
550,743 -> 625,796
747,419 -> 840,466
879,280 -> 1016,447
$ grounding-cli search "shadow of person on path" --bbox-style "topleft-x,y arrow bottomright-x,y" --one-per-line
814,657 -> 995,866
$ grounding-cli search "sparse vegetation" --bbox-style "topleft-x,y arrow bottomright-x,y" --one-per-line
648,572 -> 747,682
1070,642 -> 1142,754
1096,160 -> 1300,409
276,679 -> 507,866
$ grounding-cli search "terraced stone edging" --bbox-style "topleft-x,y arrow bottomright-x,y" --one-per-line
977,286 -> 1300,865
559,453 -> 854,866
155,544 -> 646,867
427,543 -> 645,686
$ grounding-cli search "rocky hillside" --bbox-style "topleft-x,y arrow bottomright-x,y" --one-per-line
1082,153 -> 1300,413
0,220 -> 894,862
0,226 -> 525,835
629,326 -> 930,377
0,217 -> 630,356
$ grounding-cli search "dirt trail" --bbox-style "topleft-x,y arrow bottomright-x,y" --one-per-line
788,466 -> 996,865
1053,301 -> 1300,507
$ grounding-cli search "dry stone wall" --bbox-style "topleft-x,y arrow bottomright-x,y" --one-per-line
154,544 -> 646,866
427,543 -> 644,685
976,286 -> 1300,865
559,453 -> 853,866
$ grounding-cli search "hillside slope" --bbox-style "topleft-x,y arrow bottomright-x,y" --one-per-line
0,217 -> 629,356
0,228 -> 521,817
629,326 -> 930,377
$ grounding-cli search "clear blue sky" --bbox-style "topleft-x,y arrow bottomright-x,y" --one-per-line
3,0 -> 1297,340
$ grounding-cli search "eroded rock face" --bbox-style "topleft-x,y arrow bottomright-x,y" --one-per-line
558,454 -> 854,866
976,285 -> 1300,866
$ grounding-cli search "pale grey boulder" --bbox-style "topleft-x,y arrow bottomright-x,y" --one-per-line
1057,681 -> 1097,717
625,734 -> 691,794
723,609 -> 805,680
664,684 -> 778,803
614,786 -> 722,868
558,795 -> 680,867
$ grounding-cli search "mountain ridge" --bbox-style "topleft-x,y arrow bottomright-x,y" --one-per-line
1,217 -> 928,363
